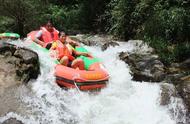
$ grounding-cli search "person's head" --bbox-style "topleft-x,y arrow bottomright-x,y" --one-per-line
59,31 -> 67,43
45,20 -> 54,32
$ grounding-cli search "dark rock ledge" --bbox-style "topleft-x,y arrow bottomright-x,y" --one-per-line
0,42 -> 40,85
0,41 -> 40,123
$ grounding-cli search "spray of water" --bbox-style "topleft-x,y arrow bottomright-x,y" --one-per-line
0,39 -> 186,124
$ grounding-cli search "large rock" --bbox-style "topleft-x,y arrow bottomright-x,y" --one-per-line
160,83 -> 188,124
164,59 -> 190,116
0,42 -> 39,86
119,52 -> 166,82
70,34 -> 114,46
160,84 -> 178,106
164,59 -> 190,85
0,42 -> 40,116
176,76 -> 190,113
101,41 -> 119,51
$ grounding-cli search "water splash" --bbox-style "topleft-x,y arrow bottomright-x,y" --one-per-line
0,40 -> 186,124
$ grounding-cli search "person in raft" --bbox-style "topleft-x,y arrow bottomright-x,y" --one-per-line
50,31 -> 91,70
34,20 -> 59,47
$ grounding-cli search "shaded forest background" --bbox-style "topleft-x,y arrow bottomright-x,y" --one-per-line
0,0 -> 190,64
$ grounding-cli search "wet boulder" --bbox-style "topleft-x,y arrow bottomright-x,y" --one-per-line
119,52 -> 166,82
70,34 -> 114,46
0,42 -> 40,92
69,34 -> 98,46
160,84 -> 187,123
101,41 -> 119,51
163,58 -> 190,85
176,76 -> 190,114
160,84 -> 178,106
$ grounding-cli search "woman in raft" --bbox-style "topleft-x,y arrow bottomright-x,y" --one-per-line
49,32 -> 91,70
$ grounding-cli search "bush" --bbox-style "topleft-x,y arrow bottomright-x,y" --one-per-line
173,42 -> 190,61
144,36 -> 174,64
144,36 -> 190,65
143,7 -> 188,42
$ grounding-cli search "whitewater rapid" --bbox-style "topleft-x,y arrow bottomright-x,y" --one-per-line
0,40 -> 186,124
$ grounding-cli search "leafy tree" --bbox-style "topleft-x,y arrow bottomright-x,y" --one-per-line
143,0 -> 190,42
0,0 -> 47,36
106,0 -> 147,40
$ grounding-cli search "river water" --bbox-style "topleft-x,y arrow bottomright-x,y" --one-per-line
0,40 -> 187,124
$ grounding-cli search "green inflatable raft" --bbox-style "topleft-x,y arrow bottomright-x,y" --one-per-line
75,47 -> 100,70
0,33 -> 20,39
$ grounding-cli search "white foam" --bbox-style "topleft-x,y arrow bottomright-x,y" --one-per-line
0,40 -> 186,124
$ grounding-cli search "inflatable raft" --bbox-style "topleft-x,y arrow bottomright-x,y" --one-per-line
0,33 -> 20,39
55,46 -> 109,91
27,32 -> 109,91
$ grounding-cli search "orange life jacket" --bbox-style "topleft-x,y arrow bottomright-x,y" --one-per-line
52,40 -> 75,61
40,27 -> 59,43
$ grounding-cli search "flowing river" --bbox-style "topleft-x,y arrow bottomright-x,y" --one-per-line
0,40 -> 187,124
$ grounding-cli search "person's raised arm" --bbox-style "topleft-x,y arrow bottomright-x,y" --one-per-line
34,30 -> 45,47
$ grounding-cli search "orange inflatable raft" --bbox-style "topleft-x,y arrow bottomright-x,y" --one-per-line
27,31 -> 109,91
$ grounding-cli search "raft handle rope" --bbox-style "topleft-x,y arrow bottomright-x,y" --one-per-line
73,79 -> 80,92
73,74 -> 81,92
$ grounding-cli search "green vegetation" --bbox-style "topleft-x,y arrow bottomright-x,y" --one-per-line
0,0 -> 189,64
